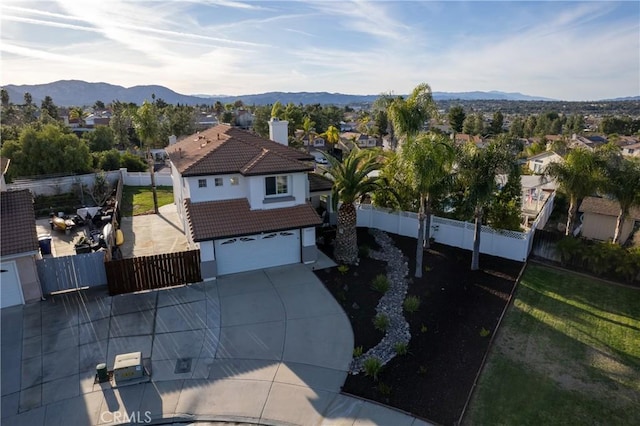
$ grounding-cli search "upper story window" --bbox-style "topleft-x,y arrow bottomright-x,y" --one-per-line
230,177 -> 239,186
214,177 -> 223,187
198,179 -> 207,188
265,175 -> 289,196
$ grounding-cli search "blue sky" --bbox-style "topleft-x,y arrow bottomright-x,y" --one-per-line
1,1 -> 638,101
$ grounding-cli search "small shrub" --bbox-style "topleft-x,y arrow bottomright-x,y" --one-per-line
337,264 -> 349,275
420,324 -> 428,333
424,265 -> 432,272
418,365 -> 428,375
373,313 -> 390,332
363,357 -> 383,381
336,290 -> 347,303
376,382 -> 392,396
358,244 -> 370,258
394,342 -> 408,355
371,274 -> 390,293
480,327 -> 491,337
404,295 -> 421,313
353,346 -> 363,357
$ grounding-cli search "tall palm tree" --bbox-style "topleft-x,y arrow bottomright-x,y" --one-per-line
545,148 -> 604,236
300,116 -> 316,152
322,145 -> 386,264
133,100 -> 160,214
457,140 -> 514,270
400,133 -> 455,277
388,83 -> 437,145
605,157 -> 640,244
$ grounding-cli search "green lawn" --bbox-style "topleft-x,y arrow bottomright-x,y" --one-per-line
120,186 -> 174,216
465,264 -> 640,426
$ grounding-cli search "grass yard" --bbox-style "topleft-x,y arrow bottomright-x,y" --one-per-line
465,263 -> 640,426
120,186 -> 174,216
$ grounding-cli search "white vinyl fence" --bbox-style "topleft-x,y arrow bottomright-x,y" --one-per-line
356,193 -> 555,262
7,168 -> 173,195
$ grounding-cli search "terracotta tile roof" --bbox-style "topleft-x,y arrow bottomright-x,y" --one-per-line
1,190 -> 39,256
579,196 -> 640,220
185,198 -> 322,241
165,124 -> 314,177
308,173 -> 334,193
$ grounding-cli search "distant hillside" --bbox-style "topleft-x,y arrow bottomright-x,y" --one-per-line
3,80 -> 558,106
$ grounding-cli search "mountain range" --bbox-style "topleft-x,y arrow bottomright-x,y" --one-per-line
2,80 -> 634,107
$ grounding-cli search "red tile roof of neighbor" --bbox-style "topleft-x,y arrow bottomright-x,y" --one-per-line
1,190 -> 39,256
579,196 -> 640,220
308,173 -> 334,193
165,124 -> 314,177
185,198 -> 322,241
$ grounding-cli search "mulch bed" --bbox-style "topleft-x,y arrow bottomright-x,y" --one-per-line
315,227 -> 522,425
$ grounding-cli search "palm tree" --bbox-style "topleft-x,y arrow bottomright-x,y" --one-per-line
400,133 -> 454,277
457,140 -> 514,270
322,145 -> 386,264
300,116 -> 316,152
605,157 -> 640,244
320,125 -> 341,152
545,148 -> 604,236
388,83 -> 437,145
133,100 -> 160,214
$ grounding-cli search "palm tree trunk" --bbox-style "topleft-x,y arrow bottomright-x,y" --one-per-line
424,196 -> 432,250
148,148 -> 159,214
566,197 -> 577,236
471,206 -> 482,271
613,210 -> 626,244
415,195 -> 426,278
335,202 -> 358,264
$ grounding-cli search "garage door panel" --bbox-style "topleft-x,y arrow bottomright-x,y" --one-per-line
215,230 -> 300,275
1,261 -> 24,308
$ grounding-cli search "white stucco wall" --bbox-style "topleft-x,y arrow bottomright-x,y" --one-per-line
186,174 -> 248,203
247,173 -> 308,210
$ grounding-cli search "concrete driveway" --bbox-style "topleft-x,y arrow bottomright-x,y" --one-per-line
1,262 -> 429,425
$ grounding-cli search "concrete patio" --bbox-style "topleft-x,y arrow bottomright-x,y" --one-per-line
1,263 -> 432,425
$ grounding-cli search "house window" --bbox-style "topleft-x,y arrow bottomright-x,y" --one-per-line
265,175 -> 289,196
214,178 -> 223,187
198,179 -> 207,188
230,177 -> 239,185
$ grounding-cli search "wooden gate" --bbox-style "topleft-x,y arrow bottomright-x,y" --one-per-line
105,249 -> 201,295
37,251 -> 108,294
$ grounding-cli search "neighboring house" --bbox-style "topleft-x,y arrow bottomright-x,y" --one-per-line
526,151 -> 563,174
621,142 -> 640,158
571,134 -> 606,151
1,189 -> 43,308
165,121 -> 323,279
341,132 -> 378,148
451,133 -> 485,148
579,196 -> 640,244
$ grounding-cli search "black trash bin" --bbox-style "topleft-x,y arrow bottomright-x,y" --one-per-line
38,235 -> 52,255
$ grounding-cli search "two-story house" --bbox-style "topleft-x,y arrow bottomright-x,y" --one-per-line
165,121 -> 323,280
526,151 -> 563,174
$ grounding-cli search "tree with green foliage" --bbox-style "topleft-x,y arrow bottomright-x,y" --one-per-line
133,101 -> 160,214
120,152 -> 148,172
399,133 -> 455,277
320,125 -> 340,151
1,124 -> 91,177
83,125 -> 115,152
251,105 -> 271,138
603,157 -> 640,244
96,149 -> 121,171
388,83 -> 437,144
545,148 -> 604,236
40,96 -> 58,121
270,101 -> 284,119
463,113 -> 484,135
487,164 -> 522,231
322,146 -> 386,264
457,140 -> 514,270
509,116 -> 525,138
489,111 -> 504,135
110,101 -> 134,148
162,105 -> 197,140
448,105 -> 466,133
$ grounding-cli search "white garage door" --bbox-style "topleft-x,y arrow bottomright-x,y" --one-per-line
1,261 -> 24,308
215,230 -> 301,275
